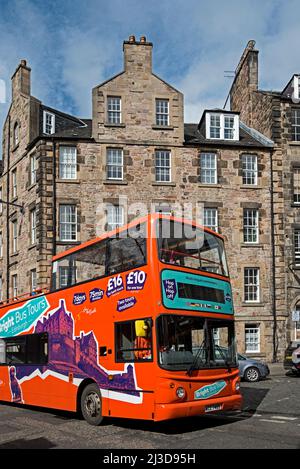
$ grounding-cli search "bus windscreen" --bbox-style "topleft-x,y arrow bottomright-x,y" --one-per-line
157,219 -> 228,276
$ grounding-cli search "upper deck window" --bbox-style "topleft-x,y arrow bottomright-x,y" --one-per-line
51,223 -> 147,291
157,219 -> 228,277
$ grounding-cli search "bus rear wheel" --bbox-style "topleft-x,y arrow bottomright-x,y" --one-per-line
80,383 -> 103,426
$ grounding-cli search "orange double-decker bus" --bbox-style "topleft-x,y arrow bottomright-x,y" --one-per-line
0,214 -> 242,425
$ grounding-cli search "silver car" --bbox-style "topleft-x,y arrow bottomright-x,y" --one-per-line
238,353 -> 270,382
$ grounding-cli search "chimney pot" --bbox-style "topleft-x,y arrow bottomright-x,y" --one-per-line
20,59 -> 27,67
140,36 -> 146,43
129,35 -> 136,43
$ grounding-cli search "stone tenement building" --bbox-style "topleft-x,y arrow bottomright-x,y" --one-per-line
0,35 -> 279,359
230,40 -> 300,347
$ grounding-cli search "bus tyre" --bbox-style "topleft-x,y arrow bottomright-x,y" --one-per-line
81,384 -> 103,426
244,367 -> 260,382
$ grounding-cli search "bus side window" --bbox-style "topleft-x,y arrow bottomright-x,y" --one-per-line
115,319 -> 152,362
106,236 -> 146,275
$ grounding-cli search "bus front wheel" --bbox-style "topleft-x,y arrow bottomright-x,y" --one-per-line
80,383 -> 103,426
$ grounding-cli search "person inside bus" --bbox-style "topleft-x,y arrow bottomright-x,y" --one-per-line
134,320 -> 152,360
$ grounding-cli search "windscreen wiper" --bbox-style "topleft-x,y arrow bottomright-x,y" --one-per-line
215,345 -> 231,373
186,339 -> 206,376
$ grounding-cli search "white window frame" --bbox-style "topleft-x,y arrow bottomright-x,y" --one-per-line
155,150 -> 171,183
200,153 -> 217,185
107,96 -> 121,124
31,269 -> 37,293
293,168 -> 300,204
294,230 -> 300,266
106,205 -> 124,232
293,75 -> 300,101
244,267 -> 260,303
241,154 -> 258,185
12,220 -> 18,253
243,209 -> 259,244
245,324 -> 260,353
59,205 -> 77,242
30,208 -> 37,245
43,111 -> 55,135
59,146 -> 77,180
206,112 -> 239,141
0,231 -> 3,258
30,154 -> 38,185
204,207 -> 218,232
12,169 -> 17,199
155,99 -> 169,126
12,274 -> 18,299
13,122 -> 19,147
292,109 -> 300,142
106,148 -> 123,180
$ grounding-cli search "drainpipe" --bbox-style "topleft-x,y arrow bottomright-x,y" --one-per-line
6,117 -> 11,300
52,139 -> 57,257
270,148 -> 277,362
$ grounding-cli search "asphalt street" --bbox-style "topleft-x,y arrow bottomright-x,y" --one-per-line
0,363 -> 299,450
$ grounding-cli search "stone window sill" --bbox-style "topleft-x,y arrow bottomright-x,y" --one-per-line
57,179 -> 80,184
11,143 -> 20,153
289,141 -> 300,146
239,185 -> 262,190
152,182 -> 176,187
28,244 -> 37,251
241,243 -> 264,248
152,125 -> 174,131
241,302 -> 265,307
198,184 -> 222,188
104,123 -> 126,128
103,180 -> 128,185
57,241 -> 81,246
28,183 -> 37,191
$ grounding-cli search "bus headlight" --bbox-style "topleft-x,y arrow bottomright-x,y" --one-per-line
176,387 -> 186,399
235,381 -> 240,392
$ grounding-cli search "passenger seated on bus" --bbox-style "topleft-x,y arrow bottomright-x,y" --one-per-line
134,320 -> 152,360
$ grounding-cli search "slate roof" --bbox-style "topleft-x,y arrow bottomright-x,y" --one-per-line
184,120 -> 273,148
40,105 -> 92,139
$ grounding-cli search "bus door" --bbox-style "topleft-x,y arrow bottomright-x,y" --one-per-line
107,318 -> 155,420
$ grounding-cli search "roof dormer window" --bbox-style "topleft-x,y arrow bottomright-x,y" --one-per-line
293,75 -> 300,101
205,112 -> 239,141
43,111 -> 55,135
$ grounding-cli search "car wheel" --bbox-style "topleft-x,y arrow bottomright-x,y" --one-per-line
244,367 -> 260,382
80,383 -> 103,426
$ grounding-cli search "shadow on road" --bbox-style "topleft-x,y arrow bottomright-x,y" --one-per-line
0,385 -> 270,437
0,437 -> 56,449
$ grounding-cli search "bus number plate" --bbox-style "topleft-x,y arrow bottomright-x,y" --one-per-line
205,404 -> 222,413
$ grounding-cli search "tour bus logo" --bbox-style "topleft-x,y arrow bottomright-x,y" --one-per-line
194,380 -> 227,400
225,293 -> 232,302
89,288 -> 104,303
73,293 -> 86,306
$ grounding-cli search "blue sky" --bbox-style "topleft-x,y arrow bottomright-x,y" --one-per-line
0,0 -> 300,150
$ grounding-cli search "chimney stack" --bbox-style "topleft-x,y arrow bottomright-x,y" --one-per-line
123,35 -> 153,73
11,59 -> 31,101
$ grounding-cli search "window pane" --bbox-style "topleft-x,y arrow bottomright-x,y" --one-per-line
107,97 -> 121,124
204,208 -> 218,232
292,110 -> 300,142
200,153 -> 217,184
59,205 -> 77,241
106,148 -> 123,180
244,268 -> 259,302
155,150 -> 171,182
59,147 -> 77,179
156,99 -> 169,126
245,324 -> 260,353
106,236 -> 146,275
243,209 -> 259,243
242,154 -> 257,185
107,205 -> 124,231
